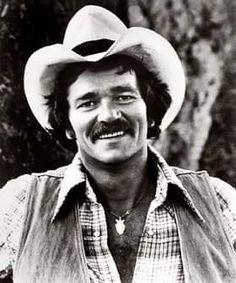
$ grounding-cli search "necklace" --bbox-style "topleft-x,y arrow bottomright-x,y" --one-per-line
106,192 -> 149,235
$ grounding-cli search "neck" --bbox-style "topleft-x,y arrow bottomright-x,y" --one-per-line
80,146 -> 153,215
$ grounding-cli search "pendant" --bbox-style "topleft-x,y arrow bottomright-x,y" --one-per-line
115,217 -> 126,235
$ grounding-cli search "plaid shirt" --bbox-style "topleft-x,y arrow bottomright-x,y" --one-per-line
1,146 -> 236,282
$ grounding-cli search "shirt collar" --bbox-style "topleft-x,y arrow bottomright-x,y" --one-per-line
52,152 -> 86,222
148,145 -> 204,221
52,145 -> 203,222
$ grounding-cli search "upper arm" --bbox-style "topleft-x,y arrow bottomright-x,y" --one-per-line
0,175 -> 32,279
210,177 -> 236,250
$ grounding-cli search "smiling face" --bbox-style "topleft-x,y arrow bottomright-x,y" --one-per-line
67,65 -> 148,165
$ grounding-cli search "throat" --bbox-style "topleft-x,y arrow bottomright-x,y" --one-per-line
82,146 -> 150,214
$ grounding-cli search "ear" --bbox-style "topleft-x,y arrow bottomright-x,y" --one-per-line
65,128 -> 75,140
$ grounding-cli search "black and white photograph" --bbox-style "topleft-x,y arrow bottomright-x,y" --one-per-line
0,0 -> 236,282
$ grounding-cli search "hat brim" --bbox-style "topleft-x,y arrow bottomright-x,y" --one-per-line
24,26 -> 185,132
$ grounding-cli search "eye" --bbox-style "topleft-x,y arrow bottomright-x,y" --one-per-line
115,95 -> 135,103
78,100 -> 98,109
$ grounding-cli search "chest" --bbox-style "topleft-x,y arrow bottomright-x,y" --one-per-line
105,200 -> 150,283
79,199 -> 184,283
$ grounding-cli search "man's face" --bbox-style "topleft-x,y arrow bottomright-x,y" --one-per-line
67,65 -> 148,164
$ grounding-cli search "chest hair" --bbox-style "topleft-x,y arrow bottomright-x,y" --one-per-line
105,195 -> 152,283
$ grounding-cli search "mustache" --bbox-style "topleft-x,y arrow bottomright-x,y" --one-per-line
90,120 -> 133,141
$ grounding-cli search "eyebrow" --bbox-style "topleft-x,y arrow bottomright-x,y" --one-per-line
75,92 -> 98,101
111,85 -> 139,94
73,84 -> 139,105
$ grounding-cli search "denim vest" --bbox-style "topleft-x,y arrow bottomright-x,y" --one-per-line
14,167 -> 236,283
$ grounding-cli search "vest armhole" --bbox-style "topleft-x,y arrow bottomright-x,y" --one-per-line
14,175 -> 38,271
192,171 -> 236,254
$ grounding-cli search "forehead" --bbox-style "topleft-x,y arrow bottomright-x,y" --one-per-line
68,65 -> 139,98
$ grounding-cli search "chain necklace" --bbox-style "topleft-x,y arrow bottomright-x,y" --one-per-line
106,192 -> 149,235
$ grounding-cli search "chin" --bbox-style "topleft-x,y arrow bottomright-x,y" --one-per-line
96,150 -> 130,164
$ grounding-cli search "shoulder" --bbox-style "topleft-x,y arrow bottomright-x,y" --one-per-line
209,177 -> 236,249
0,166 -> 68,218
172,166 -> 236,218
172,166 -> 236,209
0,174 -> 34,213
171,166 -> 208,177
0,166 -> 69,219
33,165 -> 68,178
0,166 -> 67,203
209,177 -> 236,218
0,166 -> 68,277
210,177 -> 236,205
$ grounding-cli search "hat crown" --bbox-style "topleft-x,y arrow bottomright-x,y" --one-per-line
63,5 -> 127,49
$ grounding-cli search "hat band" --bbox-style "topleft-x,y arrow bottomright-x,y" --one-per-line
72,39 -> 114,56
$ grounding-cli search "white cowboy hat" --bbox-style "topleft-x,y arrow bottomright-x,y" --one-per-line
24,5 -> 185,133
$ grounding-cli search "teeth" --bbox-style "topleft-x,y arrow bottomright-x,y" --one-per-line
99,131 -> 125,139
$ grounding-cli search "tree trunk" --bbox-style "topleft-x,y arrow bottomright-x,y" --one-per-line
129,0 -> 234,177
200,0 -> 236,185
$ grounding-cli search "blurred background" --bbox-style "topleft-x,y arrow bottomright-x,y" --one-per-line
0,0 -> 235,188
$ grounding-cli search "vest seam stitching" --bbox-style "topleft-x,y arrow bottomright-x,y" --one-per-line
175,171 -> 208,177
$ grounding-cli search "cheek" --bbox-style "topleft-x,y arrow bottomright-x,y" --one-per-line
127,102 -> 148,136
68,111 -> 95,139
135,101 -> 148,125
68,111 -> 83,136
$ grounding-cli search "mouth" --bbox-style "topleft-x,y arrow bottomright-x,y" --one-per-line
91,120 -> 133,142
98,130 -> 126,140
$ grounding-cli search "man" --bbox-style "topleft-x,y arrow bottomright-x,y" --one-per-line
0,5 -> 236,283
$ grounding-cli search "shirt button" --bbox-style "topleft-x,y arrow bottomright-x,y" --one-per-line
94,231 -> 100,237
147,229 -> 154,236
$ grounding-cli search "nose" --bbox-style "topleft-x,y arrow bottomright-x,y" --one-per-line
97,100 -> 121,123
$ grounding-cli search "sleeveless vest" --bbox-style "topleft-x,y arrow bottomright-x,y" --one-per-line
172,168 -> 236,283
14,167 -> 236,282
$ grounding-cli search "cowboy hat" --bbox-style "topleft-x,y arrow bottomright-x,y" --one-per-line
24,5 -> 185,133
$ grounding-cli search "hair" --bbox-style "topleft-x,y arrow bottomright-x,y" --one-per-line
46,54 -> 171,152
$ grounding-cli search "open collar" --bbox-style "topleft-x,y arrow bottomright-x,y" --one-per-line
148,145 -> 204,221
52,145 -> 203,222
52,152 -> 86,222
